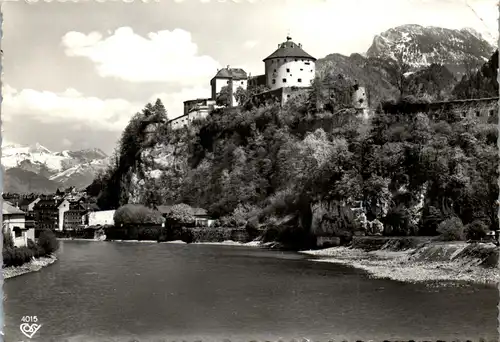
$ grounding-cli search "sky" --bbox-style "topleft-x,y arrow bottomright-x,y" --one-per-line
1,0 -> 498,155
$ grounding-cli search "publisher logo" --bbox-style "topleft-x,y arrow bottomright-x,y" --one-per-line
20,316 -> 41,339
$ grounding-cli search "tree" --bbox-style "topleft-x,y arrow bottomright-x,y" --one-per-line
164,204 -> 195,226
465,220 -> 488,241
3,228 -> 13,249
216,86 -> 232,107
113,204 -> 164,227
234,87 -> 249,106
437,216 -> 465,241
38,229 -> 60,254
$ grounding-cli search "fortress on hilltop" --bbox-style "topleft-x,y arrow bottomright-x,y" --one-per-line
168,36 -> 369,130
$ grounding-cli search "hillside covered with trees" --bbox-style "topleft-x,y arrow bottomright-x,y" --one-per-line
89,51 -> 499,250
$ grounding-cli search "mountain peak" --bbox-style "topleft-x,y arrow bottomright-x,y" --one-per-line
366,25 -> 495,73
2,143 -> 109,193
27,143 -> 52,154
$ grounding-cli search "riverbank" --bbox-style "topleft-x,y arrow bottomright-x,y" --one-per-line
301,238 -> 500,286
3,255 -> 58,279
60,237 -> 265,246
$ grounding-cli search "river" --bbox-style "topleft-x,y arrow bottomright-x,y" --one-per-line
3,241 -> 498,342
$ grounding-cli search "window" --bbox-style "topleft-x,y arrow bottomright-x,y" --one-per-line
298,78 -> 302,83
300,68 -> 303,71
241,81 -> 244,85
475,110 -> 480,117
286,68 -> 290,73
287,95 -> 290,98
282,78 -> 287,83
274,69 -> 276,72
14,227 -> 22,238
305,62 -> 310,65
227,80 -> 229,84
489,109 -> 495,116
272,79 -> 276,84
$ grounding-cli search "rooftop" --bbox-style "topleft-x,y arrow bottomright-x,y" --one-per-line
183,98 -> 215,104
212,67 -> 248,80
156,205 -> 208,217
3,202 -> 25,215
263,36 -> 316,62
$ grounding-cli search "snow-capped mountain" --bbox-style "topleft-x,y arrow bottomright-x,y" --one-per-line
2,142 -> 109,193
366,24 -> 495,75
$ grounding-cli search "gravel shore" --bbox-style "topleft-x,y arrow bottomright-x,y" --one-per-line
3,255 -> 58,279
300,244 -> 500,286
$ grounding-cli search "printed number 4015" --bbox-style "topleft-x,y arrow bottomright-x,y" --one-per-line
21,316 -> 38,323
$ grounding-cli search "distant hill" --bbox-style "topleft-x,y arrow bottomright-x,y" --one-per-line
3,168 -> 60,194
405,63 -> 458,101
315,53 -> 400,105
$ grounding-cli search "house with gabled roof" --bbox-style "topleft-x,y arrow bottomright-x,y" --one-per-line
2,201 -> 35,248
210,66 -> 249,107
156,205 -> 215,227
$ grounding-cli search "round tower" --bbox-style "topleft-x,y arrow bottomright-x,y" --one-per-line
263,36 -> 316,91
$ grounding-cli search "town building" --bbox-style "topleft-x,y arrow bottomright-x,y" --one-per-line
33,198 -> 61,230
33,197 -> 91,231
62,200 -> 88,231
82,209 -> 116,227
18,197 -> 41,214
156,205 -> 214,227
2,202 -> 35,248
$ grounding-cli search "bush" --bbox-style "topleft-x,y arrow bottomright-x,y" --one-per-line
137,227 -> 161,241
2,247 -> 35,267
114,204 -> 164,227
465,220 -> 489,241
245,217 -> 261,240
27,239 -> 36,250
37,229 -> 60,255
436,217 -> 465,241
180,229 -> 194,244
163,204 -> 195,226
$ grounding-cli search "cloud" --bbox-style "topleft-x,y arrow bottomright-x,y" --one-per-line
62,138 -> 73,147
1,83 -> 213,152
243,40 -> 258,49
2,84 -> 142,133
61,27 -> 221,85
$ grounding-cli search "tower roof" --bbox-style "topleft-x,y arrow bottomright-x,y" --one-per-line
263,37 -> 316,62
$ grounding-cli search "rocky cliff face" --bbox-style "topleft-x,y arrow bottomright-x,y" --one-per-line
127,130 -> 193,205
367,24 -> 495,75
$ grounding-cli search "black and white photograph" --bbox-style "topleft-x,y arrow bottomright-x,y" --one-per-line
1,0 -> 499,341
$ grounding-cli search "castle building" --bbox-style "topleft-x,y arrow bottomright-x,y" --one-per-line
169,36 -> 318,130
263,36 -> 316,90
210,66 -> 248,106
